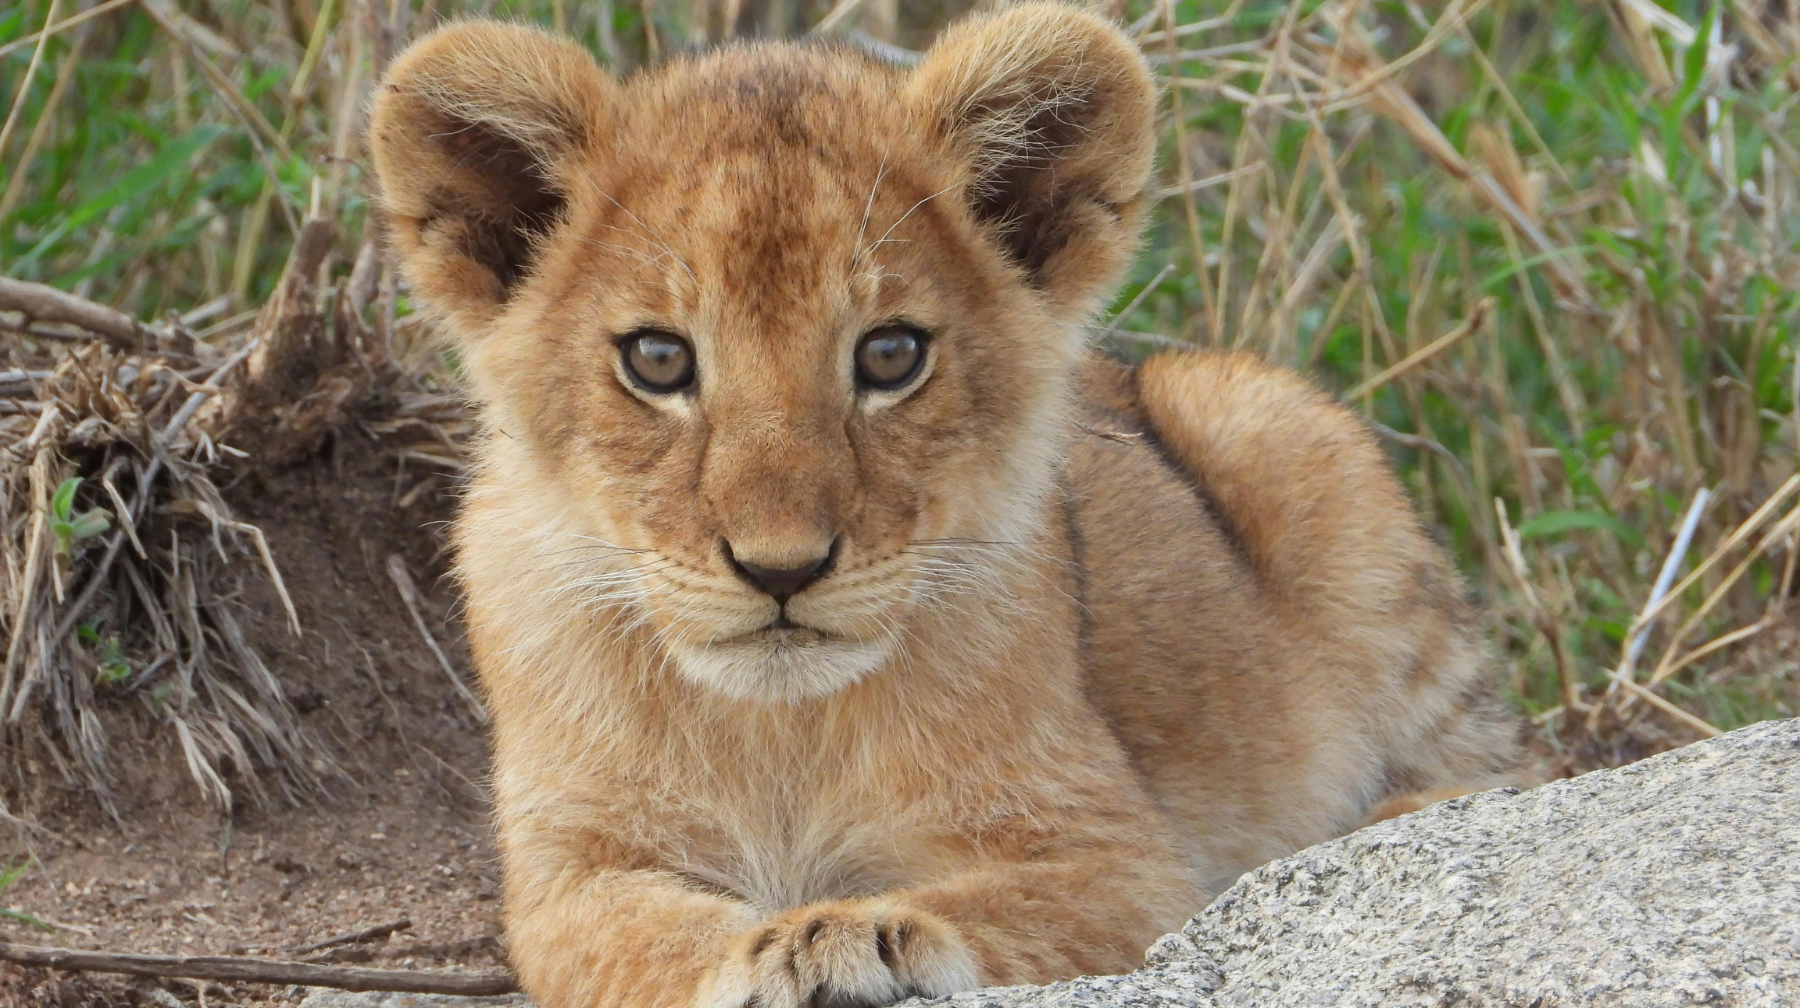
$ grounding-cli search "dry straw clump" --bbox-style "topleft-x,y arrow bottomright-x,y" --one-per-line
0,217 -> 469,814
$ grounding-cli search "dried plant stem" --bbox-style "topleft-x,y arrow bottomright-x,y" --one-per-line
1615,677 -> 1722,737
1494,497 -> 1583,713
1102,262 -> 1175,339
1634,507 -> 1800,702
813,0 -> 871,34
0,0 -> 136,61
1453,21 -> 1575,191
1627,475 -> 1800,639
1211,0 -> 1304,345
289,918 -> 412,957
1161,0 -> 1217,344
0,0 -> 63,164
1318,0 -> 1495,112
385,556 -> 485,720
0,23 -> 88,224
1345,298 -> 1493,400
231,0 -> 341,302
0,942 -> 518,996
1609,486 -> 1713,690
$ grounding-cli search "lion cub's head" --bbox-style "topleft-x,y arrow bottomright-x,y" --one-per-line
370,3 -> 1155,703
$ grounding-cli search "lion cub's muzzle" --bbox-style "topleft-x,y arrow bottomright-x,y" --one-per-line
670,537 -> 895,704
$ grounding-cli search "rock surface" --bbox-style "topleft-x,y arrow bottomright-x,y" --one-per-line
304,717 -> 1800,1008
923,716 -> 1799,1008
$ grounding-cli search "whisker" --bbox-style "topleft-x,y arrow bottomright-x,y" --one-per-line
583,178 -> 697,282
851,152 -> 890,273
852,182 -> 961,272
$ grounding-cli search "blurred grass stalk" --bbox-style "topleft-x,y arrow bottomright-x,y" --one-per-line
2,0 -> 1798,769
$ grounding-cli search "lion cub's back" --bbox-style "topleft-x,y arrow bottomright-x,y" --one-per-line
1063,352 -> 1522,895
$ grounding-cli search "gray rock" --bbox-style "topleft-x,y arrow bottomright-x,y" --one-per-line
917,715 -> 1799,1008
306,718 -> 1799,1007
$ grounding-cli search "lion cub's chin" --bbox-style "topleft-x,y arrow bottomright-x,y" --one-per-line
671,633 -> 894,705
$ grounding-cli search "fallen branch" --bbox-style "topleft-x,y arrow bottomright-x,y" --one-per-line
0,941 -> 518,996
0,277 -> 149,351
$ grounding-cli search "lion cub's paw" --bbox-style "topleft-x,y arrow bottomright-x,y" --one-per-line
699,901 -> 978,1008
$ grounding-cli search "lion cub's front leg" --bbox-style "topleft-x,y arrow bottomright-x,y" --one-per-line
508,819 -> 1189,1008
698,846 -> 1194,1007
503,860 -> 755,1008
700,900 -> 976,1008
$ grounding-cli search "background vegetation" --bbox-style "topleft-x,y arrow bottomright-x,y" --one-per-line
3,0 -> 1798,772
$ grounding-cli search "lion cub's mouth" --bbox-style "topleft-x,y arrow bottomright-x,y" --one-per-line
676,620 -> 892,703
724,622 -> 838,647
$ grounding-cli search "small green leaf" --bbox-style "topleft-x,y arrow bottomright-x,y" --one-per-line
1676,7 -> 1717,112
76,622 -> 101,646
0,907 -> 52,931
0,856 -> 29,890
1516,509 -> 1643,547
50,477 -> 81,523
96,637 -> 130,685
68,508 -> 113,543
0,857 -> 49,931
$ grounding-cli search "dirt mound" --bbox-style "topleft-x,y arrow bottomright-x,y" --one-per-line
2,432 -> 504,1006
1,225 -> 504,1006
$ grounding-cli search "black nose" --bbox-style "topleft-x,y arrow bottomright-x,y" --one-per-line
723,541 -> 835,604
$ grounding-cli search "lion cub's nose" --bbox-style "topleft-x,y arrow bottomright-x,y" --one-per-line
722,540 -> 836,604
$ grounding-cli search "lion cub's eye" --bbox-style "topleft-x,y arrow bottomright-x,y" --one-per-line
854,325 -> 928,391
619,330 -> 695,393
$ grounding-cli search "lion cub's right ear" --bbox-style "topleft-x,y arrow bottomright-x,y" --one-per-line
368,22 -> 614,337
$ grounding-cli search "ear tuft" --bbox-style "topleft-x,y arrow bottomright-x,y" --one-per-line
907,3 -> 1157,313
368,21 -> 614,335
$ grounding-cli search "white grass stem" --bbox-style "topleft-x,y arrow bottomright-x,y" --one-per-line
1626,485 -> 1711,670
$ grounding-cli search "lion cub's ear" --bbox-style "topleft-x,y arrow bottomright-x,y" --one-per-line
368,22 -> 615,336
906,2 -> 1157,315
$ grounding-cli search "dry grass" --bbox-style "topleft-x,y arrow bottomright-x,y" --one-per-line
1,281 -> 324,813
1118,0 -> 1800,769
1,0 -> 1797,805
0,217 -> 467,811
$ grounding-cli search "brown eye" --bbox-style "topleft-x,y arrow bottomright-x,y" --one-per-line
620,330 -> 695,393
854,325 -> 928,391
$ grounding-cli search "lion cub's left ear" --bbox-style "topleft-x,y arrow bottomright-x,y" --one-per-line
368,21 -> 615,339
906,2 -> 1157,316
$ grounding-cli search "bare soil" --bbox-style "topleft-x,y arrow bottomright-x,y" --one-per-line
2,430 -> 502,1007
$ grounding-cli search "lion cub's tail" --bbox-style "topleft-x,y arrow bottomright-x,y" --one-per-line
1132,350 -> 1523,796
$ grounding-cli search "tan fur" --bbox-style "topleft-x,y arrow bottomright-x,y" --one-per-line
367,6 -> 1525,1007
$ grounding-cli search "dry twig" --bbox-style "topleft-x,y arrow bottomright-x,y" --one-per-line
290,918 -> 412,957
0,942 -> 517,996
386,555 -> 486,720
0,278 -> 149,351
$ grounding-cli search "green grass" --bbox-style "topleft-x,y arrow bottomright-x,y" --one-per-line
0,855 -> 50,931
4,0 -> 1797,764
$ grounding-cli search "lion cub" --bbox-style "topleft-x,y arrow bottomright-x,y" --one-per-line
369,6 -> 1523,1006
